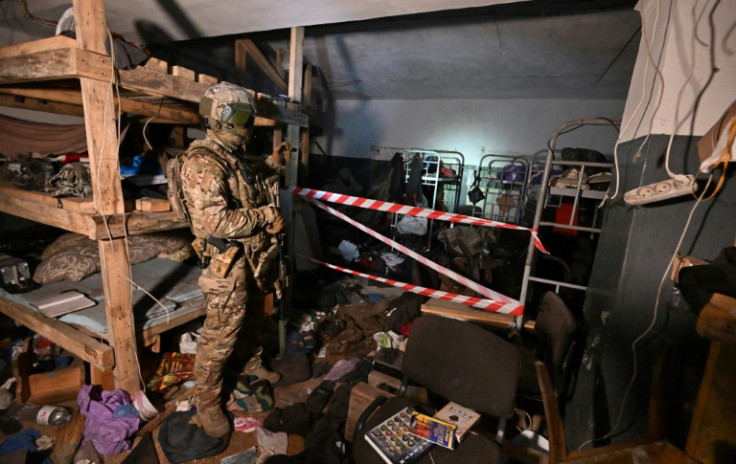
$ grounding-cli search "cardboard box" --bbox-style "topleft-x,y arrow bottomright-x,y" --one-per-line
409,409 -> 457,449
697,99 -> 736,170
434,401 -> 480,442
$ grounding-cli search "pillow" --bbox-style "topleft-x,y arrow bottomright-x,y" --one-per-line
34,232 -> 192,284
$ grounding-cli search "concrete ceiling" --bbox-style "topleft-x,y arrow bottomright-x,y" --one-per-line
1,1 -> 641,100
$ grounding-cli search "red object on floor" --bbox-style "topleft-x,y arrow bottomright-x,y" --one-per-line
554,202 -> 579,236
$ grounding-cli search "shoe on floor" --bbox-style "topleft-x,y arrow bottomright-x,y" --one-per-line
244,347 -> 282,384
306,380 -> 334,414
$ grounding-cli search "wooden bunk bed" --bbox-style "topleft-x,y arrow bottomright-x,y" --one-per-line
0,0 -> 307,392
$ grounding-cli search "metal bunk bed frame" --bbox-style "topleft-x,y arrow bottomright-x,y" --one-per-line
517,118 -> 620,328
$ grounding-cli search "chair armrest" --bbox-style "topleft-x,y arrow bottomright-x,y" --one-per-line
353,395 -> 388,440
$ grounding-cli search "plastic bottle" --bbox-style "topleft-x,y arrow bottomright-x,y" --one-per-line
7,402 -> 72,425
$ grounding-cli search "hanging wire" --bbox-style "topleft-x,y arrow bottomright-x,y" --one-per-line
17,0 -> 57,29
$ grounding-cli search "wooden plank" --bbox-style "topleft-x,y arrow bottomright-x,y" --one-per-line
696,293 -> 736,344
421,298 -> 517,330
91,211 -> 188,239
0,194 -> 95,237
118,64 -> 209,103
144,57 -> 168,73
171,65 -> 196,80
686,342 -> 736,463
0,183 -> 96,213
236,39 -> 288,92
28,360 -> 85,404
0,87 -> 200,125
75,0 -> 140,393
0,297 -> 113,369
139,298 -> 206,346
286,26 -> 305,187
0,50 -> 302,126
0,93 -> 85,117
0,35 -> 76,58
301,63 -> 312,172
98,239 -> 139,392
197,73 -> 218,85
135,197 -> 171,212
90,366 -> 116,390
0,48 -> 79,84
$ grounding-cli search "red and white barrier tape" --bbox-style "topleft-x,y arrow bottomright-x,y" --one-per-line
304,195 -> 521,307
299,254 -> 524,316
286,186 -> 548,253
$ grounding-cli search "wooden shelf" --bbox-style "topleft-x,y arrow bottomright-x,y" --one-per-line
0,34 -> 307,127
0,183 -> 188,239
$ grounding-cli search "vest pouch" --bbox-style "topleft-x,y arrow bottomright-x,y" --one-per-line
252,242 -> 281,294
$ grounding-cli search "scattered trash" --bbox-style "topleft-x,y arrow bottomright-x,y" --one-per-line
338,240 -> 360,262
233,417 -> 263,433
220,447 -> 257,463
6,402 -> 71,425
380,252 -> 405,269
130,390 -> 159,421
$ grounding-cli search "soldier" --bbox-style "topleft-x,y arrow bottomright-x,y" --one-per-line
179,82 -> 284,438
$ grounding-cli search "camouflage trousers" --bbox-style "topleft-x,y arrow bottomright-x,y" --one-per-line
192,254 -> 250,413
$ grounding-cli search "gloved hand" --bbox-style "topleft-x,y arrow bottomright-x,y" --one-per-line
266,141 -> 292,169
259,206 -> 284,234
266,214 -> 284,234
273,141 -> 292,162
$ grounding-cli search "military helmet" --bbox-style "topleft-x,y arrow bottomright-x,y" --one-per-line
199,82 -> 257,128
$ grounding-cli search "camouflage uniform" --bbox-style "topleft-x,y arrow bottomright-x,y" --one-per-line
181,134 -> 277,437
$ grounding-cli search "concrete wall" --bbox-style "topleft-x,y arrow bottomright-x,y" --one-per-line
317,98 -> 625,163
568,0 -> 736,450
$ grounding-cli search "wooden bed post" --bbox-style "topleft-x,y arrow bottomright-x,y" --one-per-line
73,0 -> 140,392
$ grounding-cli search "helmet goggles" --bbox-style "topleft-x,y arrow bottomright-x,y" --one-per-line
199,98 -> 255,127
219,102 -> 255,127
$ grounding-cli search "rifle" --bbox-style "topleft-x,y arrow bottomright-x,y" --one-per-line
264,175 -> 290,354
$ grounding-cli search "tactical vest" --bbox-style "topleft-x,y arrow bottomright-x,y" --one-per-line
182,138 -> 270,243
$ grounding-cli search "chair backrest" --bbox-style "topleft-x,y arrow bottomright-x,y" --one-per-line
535,291 -> 576,390
401,315 -> 521,418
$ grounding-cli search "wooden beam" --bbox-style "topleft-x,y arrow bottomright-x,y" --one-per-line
421,298 -> 518,330
0,87 -> 200,125
0,183 -> 95,213
235,39 -> 288,92
301,63 -> 312,174
0,92 -> 85,117
144,57 -> 168,73
74,0 -> 139,392
286,26 -> 305,187
687,342 -> 736,463
0,298 -> 113,370
0,48 -> 80,84
171,65 -> 196,81
0,35 -> 76,58
0,193 -> 96,237
91,211 -> 188,240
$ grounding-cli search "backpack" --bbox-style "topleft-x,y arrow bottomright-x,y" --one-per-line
159,147 -> 191,224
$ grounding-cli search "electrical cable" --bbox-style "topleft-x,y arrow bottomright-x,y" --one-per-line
142,97 -> 165,151
90,28 -> 173,392
577,174 -> 713,451
608,0 -> 666,202
662,0 -> 709,182
579,1 -> 721,449
17,0 -> 56,29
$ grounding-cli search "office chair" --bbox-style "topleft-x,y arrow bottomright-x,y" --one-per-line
351,314 -> 521,464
